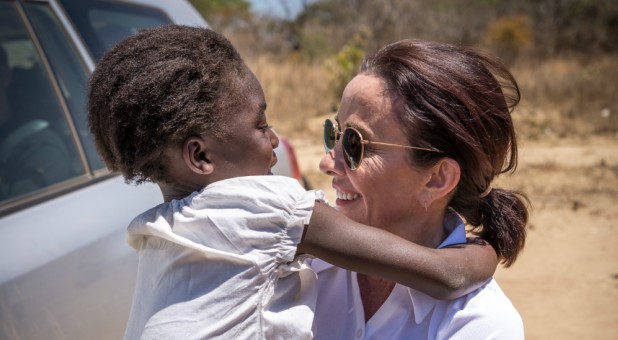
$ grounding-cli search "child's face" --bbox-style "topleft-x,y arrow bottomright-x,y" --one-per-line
159,68 -> 278,200
209,68 -> 279,180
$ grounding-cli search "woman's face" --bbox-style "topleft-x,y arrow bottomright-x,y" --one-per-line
320,74 -> 432,236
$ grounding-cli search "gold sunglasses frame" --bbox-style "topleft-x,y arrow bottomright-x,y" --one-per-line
324,119 -> 442,170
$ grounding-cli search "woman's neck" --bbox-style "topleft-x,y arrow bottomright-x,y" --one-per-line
357,209 -> 447,321
358,273 -> 396,322
388,209 -> 447,249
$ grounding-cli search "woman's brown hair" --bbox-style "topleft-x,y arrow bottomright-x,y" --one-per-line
361,40 -> 528,266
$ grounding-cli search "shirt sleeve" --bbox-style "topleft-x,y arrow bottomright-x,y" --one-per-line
437,281 -> 525,340
440,311 -> 524,340
173,175 -> 325,275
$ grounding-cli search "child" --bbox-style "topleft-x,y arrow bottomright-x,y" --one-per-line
88,25 -> 497,339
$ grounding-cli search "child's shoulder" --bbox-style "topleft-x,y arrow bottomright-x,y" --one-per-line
201,175 -> 311,201
193,175 -> 324,222
207,175 -> 302,190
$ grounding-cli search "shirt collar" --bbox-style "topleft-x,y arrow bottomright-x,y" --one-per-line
311,211 -> 468,324
438,210 -> 467,248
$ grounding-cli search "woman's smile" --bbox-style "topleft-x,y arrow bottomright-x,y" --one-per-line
335,190 -> 360,201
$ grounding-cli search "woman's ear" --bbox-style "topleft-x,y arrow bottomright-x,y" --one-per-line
424,158 -> 460,204
183,135 -> 214,175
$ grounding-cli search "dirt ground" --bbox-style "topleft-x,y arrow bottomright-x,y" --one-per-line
290,131 -> 618,340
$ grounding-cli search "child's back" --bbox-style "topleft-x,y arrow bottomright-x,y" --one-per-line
124,176 -> 320,339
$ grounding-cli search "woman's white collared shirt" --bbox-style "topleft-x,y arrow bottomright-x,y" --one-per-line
123,176 -> 323,340
311,213 -> 524,340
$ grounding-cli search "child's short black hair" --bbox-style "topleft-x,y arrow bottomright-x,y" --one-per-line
88,25 -> 246,184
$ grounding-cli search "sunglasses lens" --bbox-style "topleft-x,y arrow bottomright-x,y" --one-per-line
342,128 -> 363,170
323,119 -> 337,151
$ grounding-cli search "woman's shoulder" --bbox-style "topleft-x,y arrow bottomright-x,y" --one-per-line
439,279 -> 524,339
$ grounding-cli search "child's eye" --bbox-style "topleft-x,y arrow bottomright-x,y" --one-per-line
260,124 -> 273,132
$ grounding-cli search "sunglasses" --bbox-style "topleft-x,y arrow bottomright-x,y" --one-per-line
323,119 -> 442,170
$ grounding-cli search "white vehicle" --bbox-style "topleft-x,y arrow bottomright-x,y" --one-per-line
0,1 -> 304,339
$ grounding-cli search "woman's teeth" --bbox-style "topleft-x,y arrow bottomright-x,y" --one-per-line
336,191 -> 359,201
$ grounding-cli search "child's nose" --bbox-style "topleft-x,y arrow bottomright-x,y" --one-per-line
268,129 -> 279,149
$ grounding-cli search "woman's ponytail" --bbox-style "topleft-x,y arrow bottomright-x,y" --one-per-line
474,188 -> 529,267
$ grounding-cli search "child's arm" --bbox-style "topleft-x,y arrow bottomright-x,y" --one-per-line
297,201 -> 498,300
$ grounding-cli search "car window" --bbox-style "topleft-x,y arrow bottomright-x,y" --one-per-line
0,2 -> 85,203
59,0 -> 172,61
23,2 -> 105,171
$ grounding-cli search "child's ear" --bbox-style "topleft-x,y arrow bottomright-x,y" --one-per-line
423,158 -> 460,205
183,135 -> 214,175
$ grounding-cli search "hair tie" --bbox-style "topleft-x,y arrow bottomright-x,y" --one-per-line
480,186 -> 493,198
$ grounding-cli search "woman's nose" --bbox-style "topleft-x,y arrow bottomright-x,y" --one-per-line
319,146 -> 345,176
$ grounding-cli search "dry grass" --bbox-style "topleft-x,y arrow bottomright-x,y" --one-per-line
246,55 -> 334,139
511,55 -> 618,140
247,54 -> 618,144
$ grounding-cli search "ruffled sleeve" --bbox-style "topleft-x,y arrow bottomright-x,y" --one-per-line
177,175 -> 325,275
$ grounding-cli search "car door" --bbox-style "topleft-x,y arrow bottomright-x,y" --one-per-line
0,1 -> 184,339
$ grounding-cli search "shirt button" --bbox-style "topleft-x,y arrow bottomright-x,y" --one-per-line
356,329 -> 363,338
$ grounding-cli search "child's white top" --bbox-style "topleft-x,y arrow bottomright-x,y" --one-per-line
123,176 -> 323,340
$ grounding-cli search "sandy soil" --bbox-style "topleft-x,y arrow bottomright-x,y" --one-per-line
290,133 -> 618,340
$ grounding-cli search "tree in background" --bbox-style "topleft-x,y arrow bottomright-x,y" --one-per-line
188,0 -> 251,34
484,14 -> 533,64
324,27 -> 370,110
190,0 -> 617,138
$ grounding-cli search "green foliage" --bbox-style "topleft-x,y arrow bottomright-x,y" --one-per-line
474,0 -> 503,6
299,31 -> 331,62
188,0 -> 250,21
324,28 -> 370,109
204,0 -> 617,62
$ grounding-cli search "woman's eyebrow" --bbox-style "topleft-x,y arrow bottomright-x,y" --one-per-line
344,120 -> 368,134
335,115 -> 369,135
335,108 -> 372,135
345,122 -> 364,132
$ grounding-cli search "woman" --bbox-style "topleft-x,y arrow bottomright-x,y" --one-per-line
312,40 -> 529,339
